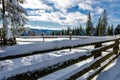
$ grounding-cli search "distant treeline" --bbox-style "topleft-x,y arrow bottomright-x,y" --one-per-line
51,26 -> 85,35
51,24 -> 120,36
51,9 -> 120,36
0,24 -> 119,37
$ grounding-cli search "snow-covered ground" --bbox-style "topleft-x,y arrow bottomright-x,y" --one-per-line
16,35 -> 119,44
0,36 -> 119,80
16,37 -> 72,44
97,56 -> 120,80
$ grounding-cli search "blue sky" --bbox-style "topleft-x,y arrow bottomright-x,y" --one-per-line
21,0 -> 120,30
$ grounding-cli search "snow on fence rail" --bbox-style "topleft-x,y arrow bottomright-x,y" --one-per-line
1,38 -> 119,80
0,37 -> 119,60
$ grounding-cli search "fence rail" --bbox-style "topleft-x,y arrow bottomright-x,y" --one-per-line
1,38 -> 120,80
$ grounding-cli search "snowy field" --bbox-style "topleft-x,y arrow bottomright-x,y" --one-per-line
16,37 -> 72,44
0,36 -> 119,80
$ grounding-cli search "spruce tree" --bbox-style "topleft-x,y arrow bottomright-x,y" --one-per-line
80,25 -> 83,35
96,25 -> 99,36
86,11 -> 93,36
97,17 -> 103,36
101,9 -> 108,36
0,0 -> 27,45
97,9 -> 108,36
67,27 -> 70,35
107,25 -> 111,35
115,24 -> 120,35
62,30 -> 64,35
110,25 -> 114,35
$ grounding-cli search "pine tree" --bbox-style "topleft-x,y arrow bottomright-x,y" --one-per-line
76,26 -> 80,35
61,29 -> 64,35
101,9 -> 108,36
97,9 -> 108,36
86,11 -> 93,36
107,25 -> 111,35
67,27 -> 70,35
96,25 -> 99,36
51,31 -> 55,35
74,27 -> 77,35
97,17 -> 102,36
79,25 -> 83,35
72,27 -> 75,35
115,24 -> 120,35
107,25 -> 113,36
110,25 -> 114,35
0,0 -> 28,45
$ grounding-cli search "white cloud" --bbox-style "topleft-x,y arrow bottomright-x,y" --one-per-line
21,0 -> 53,11
22,0 -> 95,27
28,11 -> 87,25
78,3 -> 93,10
65,12 -> 87,24
25,25 -> 65,30
48,0 -> 79,13
47,0 -> 95,13
18,0 -> 120,29
27,12 -> 63,24
78,0 -> 97,11
96,7 -> 104,14
28,10 -> 46,16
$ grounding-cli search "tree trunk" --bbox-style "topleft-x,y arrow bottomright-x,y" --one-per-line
2,0 -> 7,45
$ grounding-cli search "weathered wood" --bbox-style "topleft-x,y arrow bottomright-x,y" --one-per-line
87,54 -> 119,80
6,55 -> 90,80
67,51 -> 116,80
0,38 -> 119,60
91,43 -> 116,56
0,38 -> 119,80
94,42 -> 102,59
113,39 -> 119,54
91,51 -> 116,69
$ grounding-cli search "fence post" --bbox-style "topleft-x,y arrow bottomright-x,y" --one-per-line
113,39 -> 119,55
69,31 -> 72,51
94,42 -> 102,68
94,42 -> 102,59
42,32 -> 45,42
0,38 -> 1,46
69,31 -> 72,40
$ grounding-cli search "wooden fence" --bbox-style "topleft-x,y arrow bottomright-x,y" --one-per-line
1,38 -> 120,80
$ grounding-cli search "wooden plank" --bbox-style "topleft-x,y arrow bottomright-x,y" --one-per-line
91,43 -> 116,54
113,39 -> 119,54
6,54 -> 90,80
87,54 -> 119,80
94,42 -> 102,59
67,51 -> 116,79
0,39 -> 119,60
